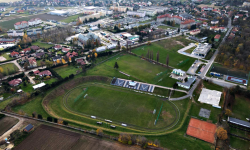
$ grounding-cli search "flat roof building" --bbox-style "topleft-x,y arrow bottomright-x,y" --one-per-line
198,88 -> 222,107
177,76 -> 196,89
191,43 -> 211,58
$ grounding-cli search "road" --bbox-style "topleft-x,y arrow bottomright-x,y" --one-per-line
0,113 -> 25,141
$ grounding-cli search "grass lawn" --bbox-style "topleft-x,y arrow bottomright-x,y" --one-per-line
230,135 -> 250,150
66,84 -> 177,129
184,47 -> 196,54
0,96 -> 17,110
32,41 -> 53,49
53,65 -> 81,78
44,78 -> 58,84
87,54 -> 179,88
1,53 -> 13,61
158,25 -> 176,30
12,95 -> 50,118
172,36 -> 193,46
205,49 -> 215,60
0,63 -> 19,76
19,82 -> 34,93
189,82 -> 223,124
132,38 -> 196,71
0,116 -> 18,136
60,15 -> 80,23
231,95 -> 250,120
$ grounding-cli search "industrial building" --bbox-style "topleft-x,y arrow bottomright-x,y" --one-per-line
191,43 -> 211,58
48,10 -> 68,16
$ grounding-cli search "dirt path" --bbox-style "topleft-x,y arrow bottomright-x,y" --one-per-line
0,113 -> 25,141
175,41 -> 185,47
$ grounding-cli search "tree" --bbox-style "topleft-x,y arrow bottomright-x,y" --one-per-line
114,62 -> 119,69
98,24 -> 100,28
9,130 -> 22,141
147,41 -> 151,45
166,55 -> 169,67
63,121 -> 68,125
96,128 -> 103,137
94,53 -> 98,58
23,81 -> 27,86
0,67 -> 3,73
172,20 -> 175,27
117,41 -> 121,50
54,118 -> 58,123
47,117 -> 53,122
185,77 -> 188,82
32,112 -> 37,118
216,127 -> 228,140
37,114 -> 43,119
225,109 -> 232,116
24,62 -> 29,70
81,65 -> 86,74
156,51 -> 159,62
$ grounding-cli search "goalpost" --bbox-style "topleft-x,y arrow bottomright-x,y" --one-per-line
74,87 -> 88,103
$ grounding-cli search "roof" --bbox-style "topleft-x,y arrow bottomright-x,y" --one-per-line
14,21 -> 28,26
24,124 -> 33,131
33,82 -> 46,89
54,45 -> 62,49
177,76 -> 196,88
181,19 -> 195,25
0,39 -> 15,42
39,70 -> 52,76
29,58 -> 36,64
214,34 -> 221,39
30,45 -> 40,50
9,78 -> 22,85
23,48 -> 31,52
228,117 -> 250,128
10,51 -> 19,56
198,88 -> 222,106
62,47 -> 70,52
190,29 -> 200,33
33,70 -> 40,74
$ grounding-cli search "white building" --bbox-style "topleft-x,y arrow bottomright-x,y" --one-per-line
0,7 -> 5,12
96,46 -> 106,52
28,18 -> 42,26
172,69 -> 186,76
192,43 -> 211,58
48,10 -> 68,16
127,11 -> 146,18
198,88 -> 222,107
7,30 -> 24,37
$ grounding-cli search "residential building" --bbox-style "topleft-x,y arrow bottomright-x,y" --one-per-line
17,10 -> 24,13
28,18 -> 42,26
211,19 -> 219,25
214,34 -> 221,42
38,70 -> 52,77
190,29 -> 200,35
5,13 -> 10,16
0,7 -> 6,12
23,124 -> 33,132
210,26 -> 219,31
9,10 -> 16,14
172,69 -> 186,76
28,58 -> 37,68
180,19 -> 196,28
78,32 -> 100,48
127,11 -> 146,18
10,51 -> 19,57
109,6 -> 133,12
22,48 -> 31,53
54,45 -> 62,50
243,2 -> 250,7
52,56 -> 61,62
62,47 -> 70,53
30,45 -> 40,51
66,51 -> 78,58
177,76 -> 196,89
78,13 -> 105,22
9,78 -> 22,86
35,52 -> 45,59
191,43 -> 211,58
203,22 -> 208,27
14,21 -> 28,29
0,39 -> 15,44
27,28 -> 42,36
219,27 -> 227,32
157,14 -> 196,28
7,30 -> 24,37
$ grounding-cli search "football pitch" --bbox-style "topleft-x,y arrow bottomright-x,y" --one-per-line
64,84 -> 178,129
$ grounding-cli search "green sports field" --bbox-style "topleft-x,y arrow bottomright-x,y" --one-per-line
132,38 -> 196,71
65,84 -> 178,129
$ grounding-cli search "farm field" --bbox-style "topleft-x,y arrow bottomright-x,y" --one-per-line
65,84 -> 178,129
0,116 -> 18,136
87,54 -> 179,88
132,38 -> 196,71
53,65 -> 81,78
0,63 -> 19,76
15,124 -> 137,150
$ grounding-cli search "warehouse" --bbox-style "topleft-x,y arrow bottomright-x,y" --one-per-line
48,10 -> 68,16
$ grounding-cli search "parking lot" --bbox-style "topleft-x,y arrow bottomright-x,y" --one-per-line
187,60 -> 204,75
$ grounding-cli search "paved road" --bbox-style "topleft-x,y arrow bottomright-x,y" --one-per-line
206,77 -> 246,89
0,112 -> 25,141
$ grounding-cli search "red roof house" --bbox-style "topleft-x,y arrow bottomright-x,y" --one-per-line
30,45 -> 40,51
23,48 -> 31,53
10,51 -> 19,57
66,51 -> 78,58
33,70 -> 40,74
62,47 -> 70,53
9,78 -> 22,86
54,45 -> 62,50
38,70 -> 52,77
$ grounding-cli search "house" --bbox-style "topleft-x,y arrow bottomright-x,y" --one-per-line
28,58 -> 37,68
7,30 -> 24,37
190,29 -> 200,35
219,27 -> 227,32
52,55 -> 61,62
33,70 -> 40,75
0,38 -> 16,44
0,7 -> 6,12
5,13 -> 10,16
35,52 -> 45,58
28,18 -> 42,26
177,76 -> 196,89
214,34 -> 221,42
30,45 -> 40,51
17,10 -> 24,13
62,47 -> 70,53
76,58 -> 84,64
14,21 -> 28,29
9,78 -> 22,86
27,28 -> 42,36
211,19 -> 219,25
10,51 -> 19,57
23,124 -> 33,132
210,26 -> 219,31
9,10 -> 16,14
23,48 -> 31,53
172,69 -> 186,76
203,22 -> 208,27
38,70 -> 52,77
66,51 -> 78,58
54,45 -> 62,50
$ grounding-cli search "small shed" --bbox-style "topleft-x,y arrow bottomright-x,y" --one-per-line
23,124 -> 33,132
172,69 -> 186,76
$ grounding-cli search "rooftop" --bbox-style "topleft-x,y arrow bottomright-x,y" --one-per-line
198,88 -> 222,106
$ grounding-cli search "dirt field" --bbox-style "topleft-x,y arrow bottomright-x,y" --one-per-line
14,125 -> 141,150
0,116 -> 18,136
198,4 -> 221,9
32,14 -> 66,21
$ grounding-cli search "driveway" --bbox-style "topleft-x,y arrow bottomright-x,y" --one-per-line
187,60 -> 204,75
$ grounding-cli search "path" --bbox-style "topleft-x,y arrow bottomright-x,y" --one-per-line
0,113 -> 25,141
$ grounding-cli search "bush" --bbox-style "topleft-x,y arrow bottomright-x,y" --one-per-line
37,114 -> 43,119
47,117 -> 53,122
63,121 -> 68,125
54,118 -> 58,123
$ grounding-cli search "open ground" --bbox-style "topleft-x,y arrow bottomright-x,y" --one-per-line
0,116 -> 19,136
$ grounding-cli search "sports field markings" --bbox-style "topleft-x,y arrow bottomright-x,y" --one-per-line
110,96 -> 125,119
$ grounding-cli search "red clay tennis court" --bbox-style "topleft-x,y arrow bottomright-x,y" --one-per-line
186,118 -> 217,143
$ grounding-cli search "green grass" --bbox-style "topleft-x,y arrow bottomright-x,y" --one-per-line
232,95 -> 250,120
230,135 -> 250,150
0,16 -> 35,30
18,82 -> 34,93
185,47 -> 196,54
132,38 -> 196,71
0,63 -> 19,76
158,25 -> 176,30
44,78 -> 58,84
32,41 -> 53,49
0,96 -> 17,110
172,36 -> 192,46
53,65 -> 81,78
12,95 -> 50,118
205,49 -> 215,60
1,53 -> 13,61
60,15 -> 80,23
66,84 -> 177,129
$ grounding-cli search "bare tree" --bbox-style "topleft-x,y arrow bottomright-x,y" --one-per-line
156,51 -> 159,62
166,54 -> 169,67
